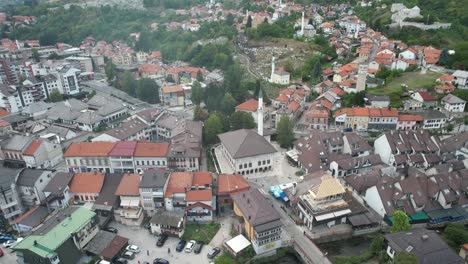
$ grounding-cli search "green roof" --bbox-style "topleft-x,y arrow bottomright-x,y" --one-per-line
13,207 -> 96,258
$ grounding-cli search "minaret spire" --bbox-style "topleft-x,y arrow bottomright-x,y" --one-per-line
257,88 -> 264,136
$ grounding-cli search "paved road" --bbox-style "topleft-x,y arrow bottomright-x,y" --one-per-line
1,246 -> 18,262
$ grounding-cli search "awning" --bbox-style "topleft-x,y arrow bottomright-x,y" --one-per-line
315,213 -> 335,221
225,235 -> 251,254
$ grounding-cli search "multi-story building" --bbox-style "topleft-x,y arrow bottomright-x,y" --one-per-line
108,141 -> 137,173
232,188 -> 283,254
16,169 -> 54,210
22,139 -> 63,169
64,142 -> 115,173
160,85 -> 185,107
134,142 -> 169,173
139,170 -> 169,215
42,172 -> 75,210
1,134 -> 33,167
14,207 -> 99,264
69,172 -> 105,202
396,114 -> 423,130
114,173 -> 143,226
442,94 -> 466,113
0,167 -> 24,224
416,110 -> 447,130
217,174 -> 250,214
65,56 -> 93,73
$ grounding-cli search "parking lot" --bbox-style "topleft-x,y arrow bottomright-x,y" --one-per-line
108,222 -> 219,264
1,246 -> 17,262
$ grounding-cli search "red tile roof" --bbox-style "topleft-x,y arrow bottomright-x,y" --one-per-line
287,101 -> 300,112
235,99 -> 259,112
186,201 -> 212,210
23,140 -> 42,156
115,173 -> 140,196
329,87 -> 344,96
418,92 -> 436,101
279,89 -> 294,96
305,108 -> 329,118
134,142 -> 169,157
217,174 -> 250,195
165,172 -> 193,197
108,141 -> 137,156
322,68 -> 333,75
70,172 -> 105,194
161,85 -> 183,94
437,74 -> 454,83
399,114 -> 423,122
0,108 -> 10,117
192,172 -> 212,186
275,94 -> 290,102
320,99 -> 333,110
64,142 -> 116,157
185,189 -> 212,201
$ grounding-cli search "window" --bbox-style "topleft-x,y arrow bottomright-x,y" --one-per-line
249,162 -> 252,168
258,161 -> 261,166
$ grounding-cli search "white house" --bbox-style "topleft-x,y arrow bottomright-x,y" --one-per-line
398,49 -> 417,60
22,140 -> 63,169
452,70 -> 468,89
42,172 -> 74,210
442,94 -> 466,113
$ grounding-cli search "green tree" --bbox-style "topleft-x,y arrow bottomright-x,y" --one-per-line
120,71 -> 136,96
204,113 -> 224,145
191,81 -> 203,105
394,252 -> 418,264
277,116 -> 295,148
49,89 -> 63,102
88,90 -> 97,99
392,210 -> 411,233
447,123 -> 454,132
194,105 -> 209,121
444,224 -> 468,250
230,111 -> 256,130
39,31 -> 58,46
224,63 -> 245,99
196,70 -> 204,82
31,48 -> 40,62
166,75 -> 175,83
105,62 -> 117,82
221,93 -> 238,115
136,78 -> 160,104
225,13 -> 235,26
341,91 -> 366,107
246,15 -> 253,28
214,253 -> 235,264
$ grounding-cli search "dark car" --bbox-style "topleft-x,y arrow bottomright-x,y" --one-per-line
0,235 -> 14,243
114,258 -> 128,264
153,258 -> 169,264
156,234 -> 168,247
343,127 -> 353,132
207,247 -> 221,259
175,240 -> 186,252
193,241 -> 203,254
104,227 -> 118,233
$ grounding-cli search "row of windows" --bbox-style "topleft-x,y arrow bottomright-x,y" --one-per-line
136,160 -> 166,166
257,236 -> 281,246
239,159 -> 270,170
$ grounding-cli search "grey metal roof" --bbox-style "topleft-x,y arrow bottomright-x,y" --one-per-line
33,206 -> 79,235
83,230 -> 116,255
218,129 -> 277,159
442,94 -> 466,104
384,228 -> 464,264
22,101 -> 51,114
43,172 -> 74,194
75,111 -> 103,124
104,118 -> 149,140
231,188 -> 281,228
2,114 -> 29,124
150,209 -> 184,227
0,165 -> 22,190
2,135 -> 33,151
17,169 -> 51,187
93,173 -> 124,210
17,206 -> 49,228
415,110 -> 446,120
140,170 -> 169,188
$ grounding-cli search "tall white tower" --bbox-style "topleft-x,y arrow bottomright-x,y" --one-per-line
270,54 -> 275,82
356,64 -> 368,92
300,11 -> 305,36
257,88 -> 264,136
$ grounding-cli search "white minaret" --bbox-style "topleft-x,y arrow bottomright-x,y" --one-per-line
270,53 -> 275,82
300,11 -> 305,36
257,88 -> 264,136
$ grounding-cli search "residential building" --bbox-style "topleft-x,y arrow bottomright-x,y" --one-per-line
69,172 -> 105,202
64,142 -> 115,173
217,174 -> 250,214
65,56 -> 93,73
365,94 -> 390,108
139,170 -> 169,215
452,70 -> 468,89
367,108 -> 399,131
114,173 -> 143,226
304,107 -> 329,130
335,107 -> 369,131
150,209 -> 185,237
329,154 -> 382,177
442,94 -> 466,113
14,207 -> 99,264
83,230 -> 129,262
13,205 -> 49,235
415,110 -> 447,129
397,114 -> 423,130
0,166 -> 24,224
411,91 -> 437,108
42,172 -> 74,210
160,85 -> 185,107
217,129 -> 277,176
384,228 -> 463,264
232,189 -> 283,254
107,141 -> 137,173
343,132 -> 372,157
92,117 -> 150,142
92,173 -> 124,228
134,142 -> 169,173
16,169 -> 54,210
1,134 -> 32,167
22,139 -> 63,169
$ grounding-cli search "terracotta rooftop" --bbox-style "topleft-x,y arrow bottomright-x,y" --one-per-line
108,141 -> 137,156
192,172 -> 212,186
418,92 -> 437,101
398,114 -> 424,122
23,140 -> 42,156
134,142 -> 169,157
165,172 -> 193,198
235,99 -> 259,112
218,174 -> 250,195
185,189 -> 212,201
64,142 -> 116,157
0,108 -> 10,117
161,85 -> 183,94
70,172 -> 105,194
115,173 -> 140,196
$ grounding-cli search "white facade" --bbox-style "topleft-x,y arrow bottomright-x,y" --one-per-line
134,157 -> 168,173
374,134 -> 393,165
363,186 -> 386,217
398,50 -> 416,60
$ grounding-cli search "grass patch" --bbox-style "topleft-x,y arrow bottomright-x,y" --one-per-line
367,71 -> 441,108
182,223 -> 220,244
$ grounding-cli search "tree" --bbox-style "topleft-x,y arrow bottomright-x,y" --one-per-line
341,91 -> 366,107
32,48 -> 40,62
120,71 -> 136,96
444,224 -> 468,250
221,93 -> 238,115
194,105 -> 209,121
225,13 -> 235,26
39,32 -> 58,46
447,123 -> 454,132
196,70 -> 204,82
88,90 -> 97,99
394,252 -> 418,264
105,62 -> 117,82
204,113 -> 224,145
166,75 -> 175,83
392,210 -> 411,233
191,81 -> 203,105
136,78 -> 160,104
230,111 -> 256,130
277,116 -> 295,148
246,15 -> 253,28
49,89 -> 63,102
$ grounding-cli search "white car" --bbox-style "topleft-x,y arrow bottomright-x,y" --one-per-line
3,238 -> 22,248
185,240 -> 196,253
125,244 -> 140,254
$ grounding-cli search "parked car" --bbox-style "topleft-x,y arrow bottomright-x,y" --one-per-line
103,227 -> 118,233
3,237 -> 22,248
175,240 -> 186,252
193,241 -> 203,254
156,234 -> 168,247
114,258 -> 128,264
207,247 -> 221,259
122,251 -> 135,260
184,240 -> 196,253
0,235 -> 14,243
125,244 -> 140,253
153,258 -> 169,264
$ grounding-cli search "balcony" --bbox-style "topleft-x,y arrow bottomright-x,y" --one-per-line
119,208 -> 142,219
4,209 -> 22,219
186,211 -> 211,217
0,199 -> 18,210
